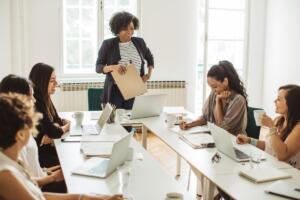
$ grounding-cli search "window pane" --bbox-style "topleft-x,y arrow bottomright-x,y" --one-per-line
66,40 -> 79,66
207,41 -> 244,70
209,0 -> 245,10
81,40 -> 95,67
81,0 -> 95,6
81,8 -> 97,38
208,10 -> 245,40
65,8 -> 79,38
66,0 -> 79,6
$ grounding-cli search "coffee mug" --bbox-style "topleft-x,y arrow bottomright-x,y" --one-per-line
72,111 -> 84,126
253,109 -> 265,126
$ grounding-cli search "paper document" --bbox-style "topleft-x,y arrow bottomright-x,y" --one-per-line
111,64 -> 147,100
170,125 -> 210,134
239,166 -> 292,183
180,133 -> 214,149
81,134 -> 122,142
80,142 -> 113,157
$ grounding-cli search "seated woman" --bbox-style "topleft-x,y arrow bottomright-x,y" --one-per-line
180,60 -> 248,135
237,84 -> 300,169
0,93 -> 122,200
29,63 -> 70,167
0,74 -> 66,193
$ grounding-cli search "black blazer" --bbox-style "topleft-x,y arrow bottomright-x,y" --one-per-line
33,90 -> 63,167
95,37 -> 154,104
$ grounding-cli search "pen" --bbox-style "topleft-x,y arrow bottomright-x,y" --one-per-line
295,188 -> 300,192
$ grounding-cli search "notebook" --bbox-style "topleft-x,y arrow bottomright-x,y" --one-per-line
170,125 -> 210,135
180,133 -> 215,149
111,64 -> 147,100
239,166 -> 292,183
265,180 -> 300,200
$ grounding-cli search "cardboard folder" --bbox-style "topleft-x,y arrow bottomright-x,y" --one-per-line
111,64 -> 147,100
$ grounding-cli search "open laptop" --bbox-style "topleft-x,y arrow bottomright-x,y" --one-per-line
70,103 -> 113,136
208,122 -> 251,162
128,94 -> 166,119
72,133 -> 132,178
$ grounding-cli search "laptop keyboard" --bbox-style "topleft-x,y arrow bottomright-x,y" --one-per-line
82,125 -> 99,135
234,148 -> 250,160
88,160 -> 109,175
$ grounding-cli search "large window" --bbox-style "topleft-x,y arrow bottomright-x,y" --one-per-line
62,0 -> 139,78
195,0 -> 249,114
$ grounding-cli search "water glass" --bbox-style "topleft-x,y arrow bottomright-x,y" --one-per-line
117,164 -> 134,200
250,152 -> 262,169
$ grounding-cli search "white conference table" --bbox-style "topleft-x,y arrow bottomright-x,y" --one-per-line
121,110 -> 300,200
55,112 -> 194,200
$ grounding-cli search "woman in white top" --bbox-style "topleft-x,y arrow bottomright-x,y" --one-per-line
0,93 -> 123,200
0,75 -> 65,192
237,84 -> 300,169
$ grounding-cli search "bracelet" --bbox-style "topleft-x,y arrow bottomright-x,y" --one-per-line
249,138 -> 258,146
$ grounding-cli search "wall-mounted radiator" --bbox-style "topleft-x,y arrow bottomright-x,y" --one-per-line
53,81 -> 187,112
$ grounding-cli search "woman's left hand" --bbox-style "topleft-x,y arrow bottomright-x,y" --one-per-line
142,74 -> 150,82
261,114 -> 275,128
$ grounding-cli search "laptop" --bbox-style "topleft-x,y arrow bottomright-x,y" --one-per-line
72,133 -> 132,178
73,103 -> 113,136
128,94 -> 166,119
208,122 -> 251,162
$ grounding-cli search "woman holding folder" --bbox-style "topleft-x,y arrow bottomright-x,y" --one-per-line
96,11 -> 154,110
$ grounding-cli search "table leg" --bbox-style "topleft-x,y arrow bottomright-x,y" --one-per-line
142,125 -> 148,149
176,154 -> 181,177
202,176 -> 215,200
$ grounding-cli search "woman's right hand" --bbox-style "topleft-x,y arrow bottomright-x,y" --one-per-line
179,121 -> 190,130
61,121 -> 70,133
50,169 -> 64,182
112,65 -> 126,75
236,134 -> 250,144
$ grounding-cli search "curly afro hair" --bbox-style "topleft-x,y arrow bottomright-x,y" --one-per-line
109,11 -> 139,35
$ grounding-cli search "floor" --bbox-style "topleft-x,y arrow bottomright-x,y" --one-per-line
134,131 -> 201,199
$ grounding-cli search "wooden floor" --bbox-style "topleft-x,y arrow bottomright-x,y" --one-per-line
134,131 -> 200,199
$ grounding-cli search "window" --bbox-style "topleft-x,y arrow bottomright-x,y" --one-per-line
195,0 -> 249,114
62,0 -> 139,78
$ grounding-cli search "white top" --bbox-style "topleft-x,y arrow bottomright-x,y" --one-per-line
119,41 -> 142,74
265,133 -> 300,169
19,135 -> 46,178
0,151 -> 45,200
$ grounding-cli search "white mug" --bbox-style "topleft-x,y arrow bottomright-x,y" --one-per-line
72,111 -> 84,126
165,113 -> 177,128
253,109 -> 265,126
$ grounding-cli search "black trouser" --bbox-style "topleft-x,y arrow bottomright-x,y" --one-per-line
42,180 -> 67,193
109,85 -> 134,132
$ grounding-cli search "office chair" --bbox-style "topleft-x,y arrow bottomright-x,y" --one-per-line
87,88 -> 103,111
246,106 -> 263,139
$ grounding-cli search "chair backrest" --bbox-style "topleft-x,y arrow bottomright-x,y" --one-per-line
87,88 -> 103,111
246,106 -> 262,139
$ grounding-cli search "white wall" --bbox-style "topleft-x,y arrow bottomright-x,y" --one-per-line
0,0 -> 12,79
263,0 -> 300,115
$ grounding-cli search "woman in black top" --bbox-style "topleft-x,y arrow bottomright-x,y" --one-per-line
96,11 -> 154,110
29,63 -> 70,168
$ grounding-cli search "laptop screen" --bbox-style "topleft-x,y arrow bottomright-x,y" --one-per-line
97,103 -> 113,128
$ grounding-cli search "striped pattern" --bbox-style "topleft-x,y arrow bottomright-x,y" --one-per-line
119,41 -> 142,74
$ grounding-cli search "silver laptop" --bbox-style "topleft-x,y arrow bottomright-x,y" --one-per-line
72,133 -> 132,178
81,103 -> 113,135
128,94 -> 166,119
208,122 -> 251,162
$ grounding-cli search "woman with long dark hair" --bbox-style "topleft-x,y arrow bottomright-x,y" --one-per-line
180,60 -> 248,135
29,63 -> 70,167
237,84 -> 300,169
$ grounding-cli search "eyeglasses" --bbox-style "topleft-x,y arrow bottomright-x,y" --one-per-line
211,152 -> 221,163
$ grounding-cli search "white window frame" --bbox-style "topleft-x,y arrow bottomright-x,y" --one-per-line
199,0 -> 250,107
58,0 -> 141,83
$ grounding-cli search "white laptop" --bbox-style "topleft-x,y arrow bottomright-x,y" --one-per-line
265,180 -> 300,199
208,122 -> 251,162
72,133 -> 132,178
70,103 -> 113,136
128,94 -> 166,119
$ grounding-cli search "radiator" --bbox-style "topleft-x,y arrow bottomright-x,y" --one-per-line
52,81 -> 187,112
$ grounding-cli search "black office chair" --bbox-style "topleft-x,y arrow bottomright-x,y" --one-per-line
87,88 -> 103,111
246,106 -> 263,139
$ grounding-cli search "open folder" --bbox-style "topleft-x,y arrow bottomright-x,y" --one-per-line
111,64 -> 147,100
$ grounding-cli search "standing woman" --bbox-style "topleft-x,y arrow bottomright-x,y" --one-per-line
29,63 -> 70,167
180,60 -> 248,135
96,11 -> 154,109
